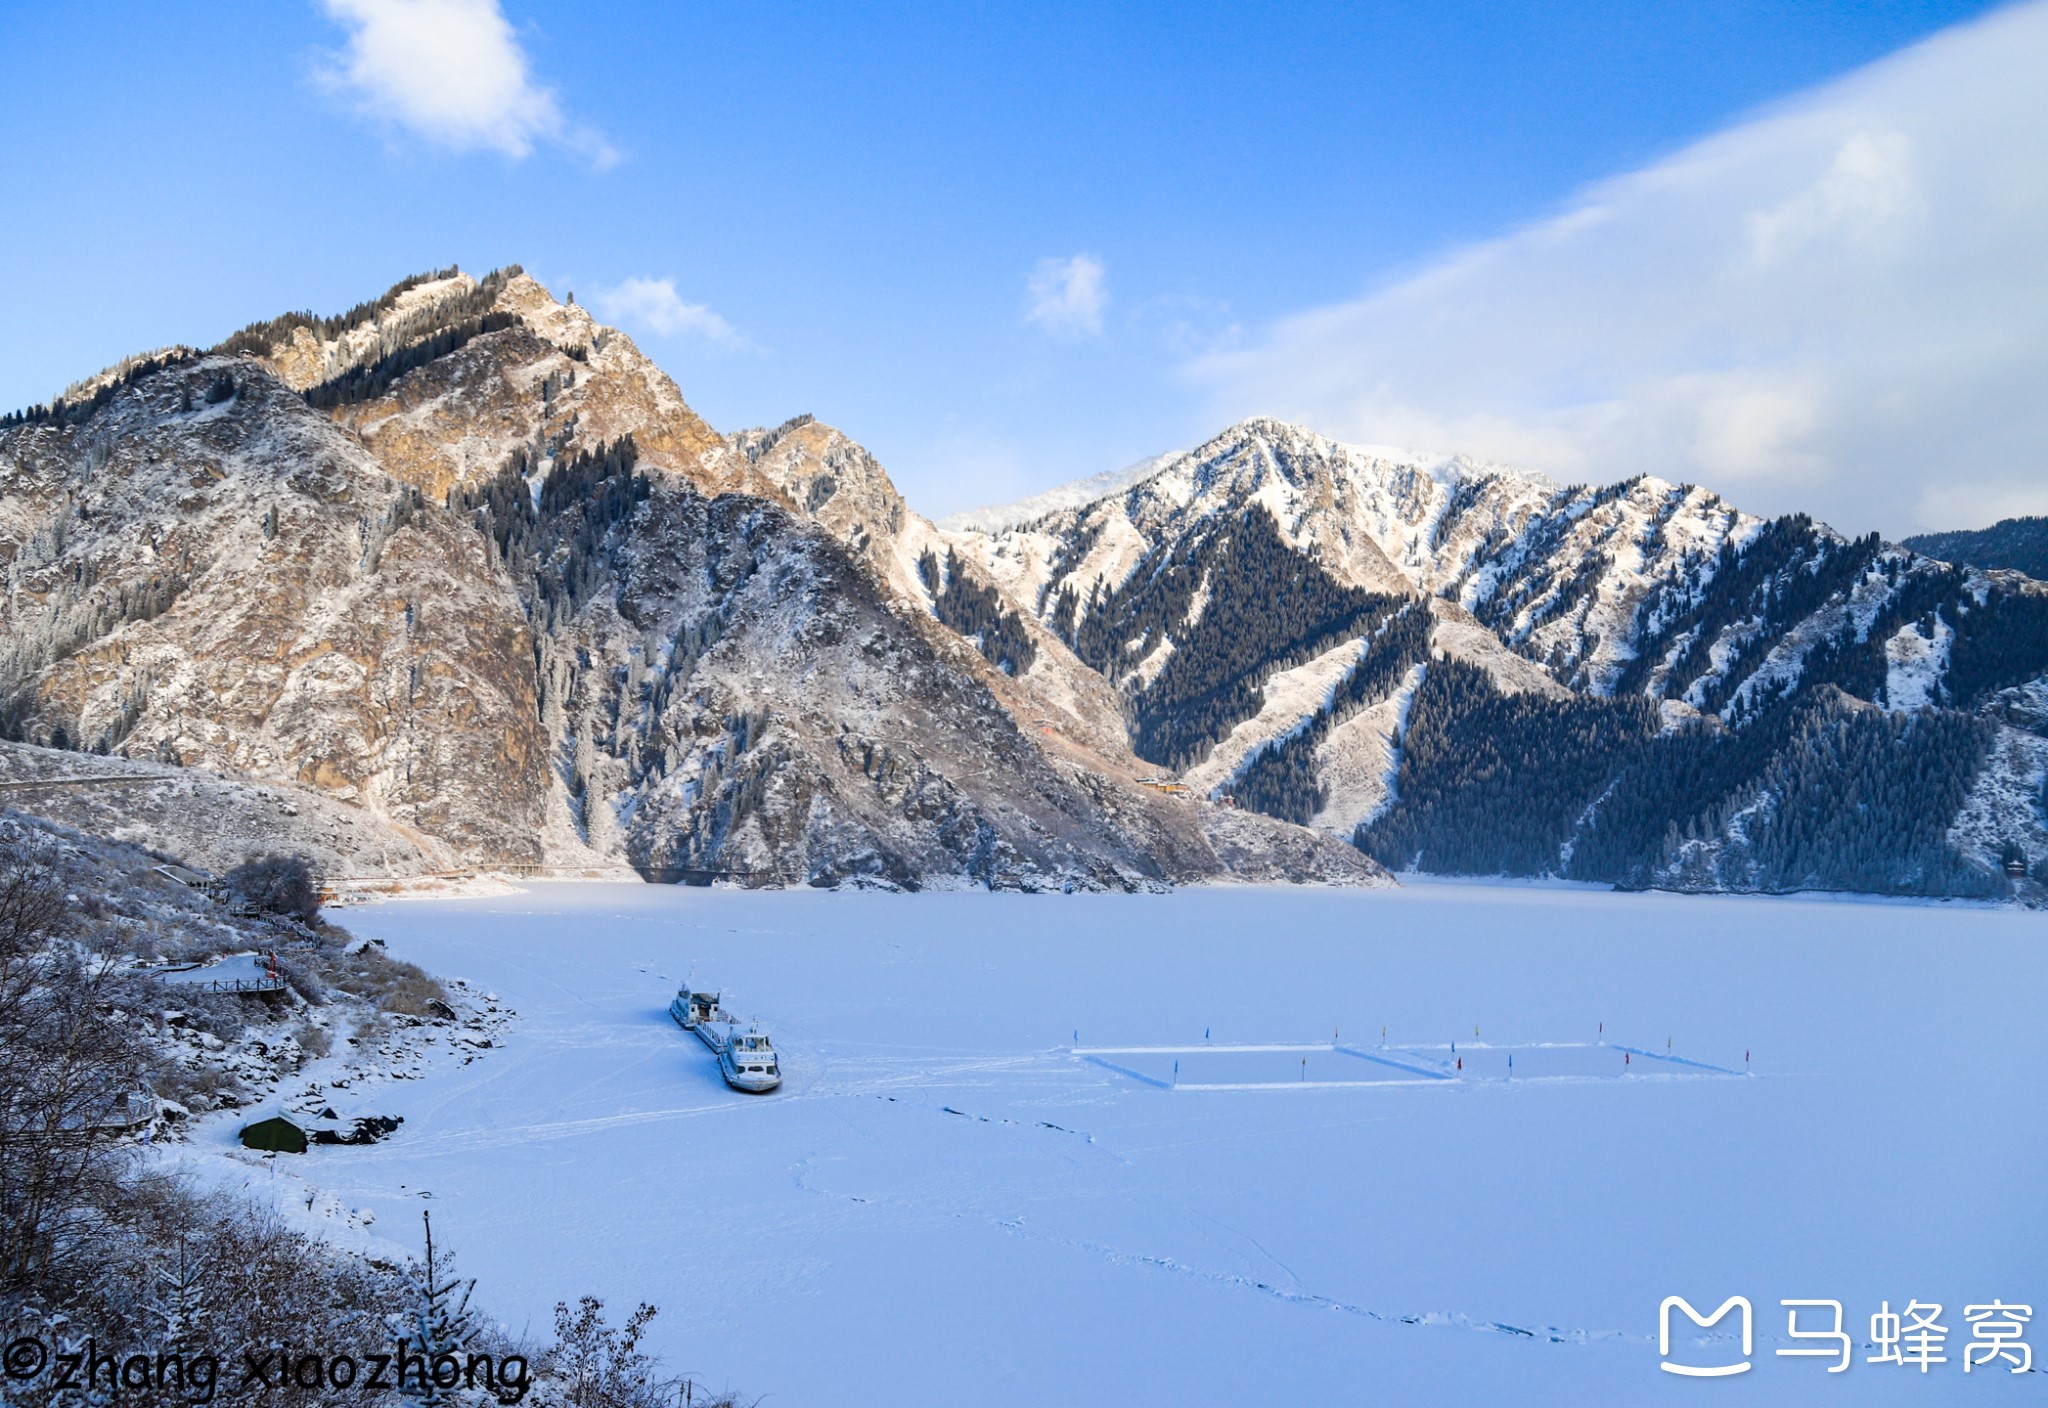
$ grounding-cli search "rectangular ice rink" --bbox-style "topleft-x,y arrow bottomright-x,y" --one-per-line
231,881 -> 2046,1406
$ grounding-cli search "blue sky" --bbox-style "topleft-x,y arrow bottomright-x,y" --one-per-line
3,1 -> 2041,533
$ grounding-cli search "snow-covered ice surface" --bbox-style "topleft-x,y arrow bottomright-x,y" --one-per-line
252,883 -> 2042,1405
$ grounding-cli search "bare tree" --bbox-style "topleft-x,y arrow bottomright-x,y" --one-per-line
541,1298 -> 675,1408
226,853 -> 321,921
0,833 -> 153,1295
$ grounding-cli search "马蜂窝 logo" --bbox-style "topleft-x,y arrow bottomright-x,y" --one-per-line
1659,1296 -> 1752,1377
1657,1295 -> 2031,1378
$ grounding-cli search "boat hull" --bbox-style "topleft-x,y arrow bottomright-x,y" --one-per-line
673,994 -> 780,1091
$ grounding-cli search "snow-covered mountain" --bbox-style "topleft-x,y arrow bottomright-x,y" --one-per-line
0,270 -> 1379,891
4,269 -> 2041,896
940,418 -> 2048,896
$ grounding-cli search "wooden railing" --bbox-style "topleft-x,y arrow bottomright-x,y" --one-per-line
170,975 -> 287,995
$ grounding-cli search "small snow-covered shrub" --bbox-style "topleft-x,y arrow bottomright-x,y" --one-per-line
321,940 -> 448,1017
161,1061 -> 249,1113
375,967 -> 448,1018
296,1018 -> 332,1060
269,951 -> 329,1005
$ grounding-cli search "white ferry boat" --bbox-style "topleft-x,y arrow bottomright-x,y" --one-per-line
719,1028 -> 781,1093
669,987 -> 782,1093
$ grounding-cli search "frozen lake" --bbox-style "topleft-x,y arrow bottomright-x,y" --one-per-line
293,882 -> 2043,1405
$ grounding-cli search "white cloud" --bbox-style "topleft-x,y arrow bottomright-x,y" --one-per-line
1746,129 -> 1920,269
1026,255 -> 1108,338
318,0 -> 616,167
592,277 -> 745,347
1192,2 -> 2048,536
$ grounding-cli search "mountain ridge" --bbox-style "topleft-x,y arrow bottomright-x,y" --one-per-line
0,268 -> 1384,892
924,417 -> 2048,896
1903,515 -> 2048,582
3,265 -> 2042,898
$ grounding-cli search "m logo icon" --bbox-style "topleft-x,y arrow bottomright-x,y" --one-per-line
1660,1295 -> 1754,1377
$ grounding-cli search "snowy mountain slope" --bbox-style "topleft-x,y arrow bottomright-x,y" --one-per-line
257,268 -> 774,505
7,266 -> 2041,897
238,268 -> 482,391
1426,598 -> 1570,699
525,439 -> 1378,888
731,415 -> 924,597
0,269 -> 1383,891
946,419 -> 1447,608
1179,637 -> 1367,801
0,739 -> 454,877
734,413 -> 1155,770
1946,718 -> 2048,875
948,419 -> 1767,696
1147,596 -> 1567,836
1307,667 -> 1422,834
946,419 -> 2048,894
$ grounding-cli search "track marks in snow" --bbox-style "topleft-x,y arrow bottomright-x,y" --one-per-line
790,1099 -> 1636,1351
982,1216 -> 1646,1349
931,1100 -> 1096,1143
797,1076 -> 1644,1353
372,1097 -> 751,1157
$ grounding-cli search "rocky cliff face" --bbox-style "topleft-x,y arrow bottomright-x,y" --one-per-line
734,414 -> 1163,770
525,475 -> 1371,888
0,353 -> 547,861
0,270 -> 1383,890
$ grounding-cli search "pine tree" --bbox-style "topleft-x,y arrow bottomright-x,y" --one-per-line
148,1236 -> 208,1354
393,1210 -> 478,1404
917,548 -> 1038,675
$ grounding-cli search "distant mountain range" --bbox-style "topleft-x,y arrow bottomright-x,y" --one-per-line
1903,517 -> 2048,582
3,268 -> 2043,897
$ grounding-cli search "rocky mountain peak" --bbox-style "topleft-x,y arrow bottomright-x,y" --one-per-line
216,265 -> 780,506
0,266 -> 1388,892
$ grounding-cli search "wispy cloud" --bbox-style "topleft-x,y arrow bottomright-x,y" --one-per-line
1026,255 -> 1108,338
1192,2 -> 2048,536
318,0 -> 617,167
592,277 -> 746,348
